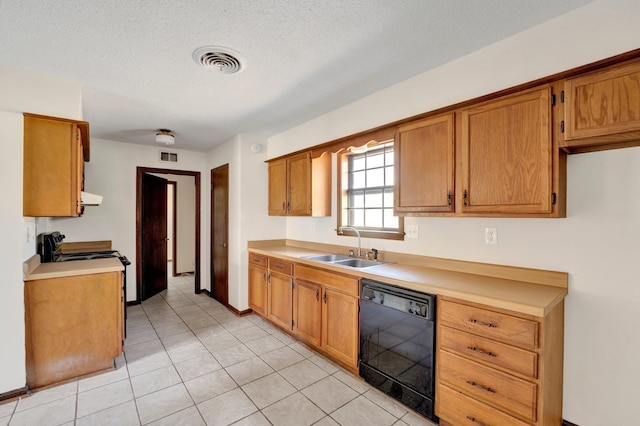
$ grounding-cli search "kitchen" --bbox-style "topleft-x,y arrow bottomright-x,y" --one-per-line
2,0 -> 640,425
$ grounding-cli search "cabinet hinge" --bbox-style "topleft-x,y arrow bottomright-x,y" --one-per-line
560,120 -> 565,133
552,192 -> 557,205
551,93 -> 556,106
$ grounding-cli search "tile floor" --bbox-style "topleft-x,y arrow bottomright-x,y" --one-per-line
1,272 -> 437,426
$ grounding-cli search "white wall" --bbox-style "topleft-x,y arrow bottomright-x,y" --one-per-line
266,1 -> 640,424
52,139 -> 209,301
0,68 -> 83,394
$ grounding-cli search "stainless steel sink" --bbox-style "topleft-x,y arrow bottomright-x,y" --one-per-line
302,253 -> 390,269
333,258 -> 386,269
302,254 -> 352,262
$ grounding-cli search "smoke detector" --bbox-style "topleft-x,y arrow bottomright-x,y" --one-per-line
156,129 -> 175,145
193,46 -> 246,74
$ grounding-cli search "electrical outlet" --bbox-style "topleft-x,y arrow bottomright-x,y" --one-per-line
406,224 -> 419,239
485,227 -> 497,245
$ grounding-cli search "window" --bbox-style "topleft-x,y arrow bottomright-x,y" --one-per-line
338,141 -> 404,240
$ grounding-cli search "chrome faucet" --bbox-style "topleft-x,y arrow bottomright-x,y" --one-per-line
338,226 -> 361,257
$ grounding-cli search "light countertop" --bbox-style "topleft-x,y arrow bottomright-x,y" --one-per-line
248,242 -> 568,317
24,255 -> 124,281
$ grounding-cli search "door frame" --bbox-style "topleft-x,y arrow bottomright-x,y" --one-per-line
136,167 -> 201,301
167,181 -> 178,277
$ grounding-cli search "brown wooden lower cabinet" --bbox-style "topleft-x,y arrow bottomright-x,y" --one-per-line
248,254 -> 360,372
436,296 -> 564,425
24,271 -> 124,389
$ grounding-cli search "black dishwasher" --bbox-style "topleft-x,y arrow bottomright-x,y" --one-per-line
359,279 -> 437,422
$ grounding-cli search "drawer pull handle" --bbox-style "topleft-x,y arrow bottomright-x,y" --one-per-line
274,264 -> 284,269
466,346 -> 496,357
253,259 -> 261,263
469,319 -> 496,328
466,380 -> 496,393
466,416 -> 489,426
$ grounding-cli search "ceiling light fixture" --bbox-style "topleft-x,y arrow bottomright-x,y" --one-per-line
193,46 -> 246,74
156,129 -> 175,145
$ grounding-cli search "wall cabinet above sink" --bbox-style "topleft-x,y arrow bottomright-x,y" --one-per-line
267,151 -> 331,216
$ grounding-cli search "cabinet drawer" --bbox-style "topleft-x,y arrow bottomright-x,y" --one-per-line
296,265 -> 359,296
269,258 -> 293,276
249,253 -> 267,268
440,300 -> 538,349
440,326 -> 538,378
439,350 -> 537,422
437,384 -> 529,426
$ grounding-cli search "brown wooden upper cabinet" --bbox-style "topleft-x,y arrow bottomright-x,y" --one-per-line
562,58 -> 640,153
395,114 -> 455,214
23,113 -> 90,217
460,86 -> 560,216
267,151 -> 331,216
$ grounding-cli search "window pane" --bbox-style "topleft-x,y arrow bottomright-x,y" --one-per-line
365,190 -> 382,208
351,170 -> 366,189
367,151 -> 384,169
350,209 -> 364,227
385,166 -> 394,186
385,150 -> 394,166
352,156 -> 366,171
365,209 -> 383,228
351,192 -> 364,208
367,168 -> 384,187
384,209 -> 399,228
383,189 -> 394,208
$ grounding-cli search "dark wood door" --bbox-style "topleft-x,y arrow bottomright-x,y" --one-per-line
141,173 -> 168,300
211,164 -> 229,304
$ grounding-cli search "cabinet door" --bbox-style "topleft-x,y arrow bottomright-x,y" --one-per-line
248,265 -> 268,316
321,288 -> 359,368
23,114 -> 83,217
563,58 -> 640,151
287,152 -> 312,216
396,114 -> 455,214
268,271 -> 293,330
293,279 -> 322,346
268,159 -> 288,215
461,87 -> 553,215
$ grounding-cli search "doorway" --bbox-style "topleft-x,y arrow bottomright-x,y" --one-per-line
136,167 -> 201,302
211,164 -> 229,305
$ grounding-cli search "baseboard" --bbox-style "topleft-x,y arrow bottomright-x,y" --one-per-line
126,300 -> 140,306
563,420 -> 579,426
0,386 -> 28,402
201,289 -> 252,316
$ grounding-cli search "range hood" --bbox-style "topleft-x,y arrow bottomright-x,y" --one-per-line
81,191 -> 103,206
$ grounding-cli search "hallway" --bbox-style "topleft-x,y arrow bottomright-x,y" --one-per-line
1,273 -> 435,425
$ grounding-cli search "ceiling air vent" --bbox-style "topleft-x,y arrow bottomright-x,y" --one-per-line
159,151 -> 178,163
193,46 -> 246,74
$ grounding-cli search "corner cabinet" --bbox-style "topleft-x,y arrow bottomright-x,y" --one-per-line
460,86 -> 563,217
23,113 -> 90,217
395,114 -> 455,214
562,58 -> 640,153
267,151 -> 331,216
436,296 -> 564,426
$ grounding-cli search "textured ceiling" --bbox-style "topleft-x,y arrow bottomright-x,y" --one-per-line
1,0 -> 595,151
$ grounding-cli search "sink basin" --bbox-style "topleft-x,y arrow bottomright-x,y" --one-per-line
302,254 -> 352,262
332,258 -> 386,269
